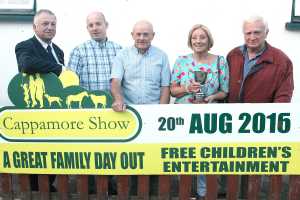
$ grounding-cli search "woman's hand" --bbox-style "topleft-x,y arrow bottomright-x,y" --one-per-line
204,95 -> 215,103
186,80 -> 200,93
192,95 -> 215,104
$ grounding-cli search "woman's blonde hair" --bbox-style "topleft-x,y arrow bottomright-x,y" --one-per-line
187,24 -> 214,50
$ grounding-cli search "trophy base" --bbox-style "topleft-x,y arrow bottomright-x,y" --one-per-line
193,92 -> 205,103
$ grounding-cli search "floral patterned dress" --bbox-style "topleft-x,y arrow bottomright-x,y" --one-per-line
171,54 -> 229,104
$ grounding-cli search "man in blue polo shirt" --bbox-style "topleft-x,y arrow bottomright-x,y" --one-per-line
110,20 -> 171,195
111,20 -> 170,110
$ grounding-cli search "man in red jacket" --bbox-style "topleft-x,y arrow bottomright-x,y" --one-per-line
226,16 -> 294,198
227,16 -> 294,103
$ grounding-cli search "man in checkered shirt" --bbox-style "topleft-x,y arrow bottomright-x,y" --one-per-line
68,11 -> 122,92
67,11 -> 121,195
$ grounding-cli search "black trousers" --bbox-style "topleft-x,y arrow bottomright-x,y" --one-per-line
30,174 -> 56,191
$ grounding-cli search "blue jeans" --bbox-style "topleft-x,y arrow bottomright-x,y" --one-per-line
197,175 -> 206,197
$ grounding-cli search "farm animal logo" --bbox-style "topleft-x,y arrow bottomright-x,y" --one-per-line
7,71 -> 113,109
1,70 -> 142,143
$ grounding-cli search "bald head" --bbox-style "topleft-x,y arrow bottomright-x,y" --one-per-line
86,11 -> 108,41
132,20 -> 154,33
87,11 -> 106,24
131,20 -> 155,54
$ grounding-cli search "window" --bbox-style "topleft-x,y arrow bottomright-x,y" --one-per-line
286,0 -> 300,30
0,0 -> 36,21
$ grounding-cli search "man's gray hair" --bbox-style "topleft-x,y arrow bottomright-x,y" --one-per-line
243,16 -> 269,33
33,9 -> 56,25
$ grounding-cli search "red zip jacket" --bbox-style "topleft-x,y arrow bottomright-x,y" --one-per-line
227,43 -> 294,103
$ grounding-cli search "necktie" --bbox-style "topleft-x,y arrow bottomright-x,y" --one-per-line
46,45 -> 57,63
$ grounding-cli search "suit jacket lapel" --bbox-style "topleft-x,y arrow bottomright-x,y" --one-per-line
32,36 -> 49,58
32,36 -> 64,65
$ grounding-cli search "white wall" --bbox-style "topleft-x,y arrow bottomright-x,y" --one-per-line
0,0 -> 298,105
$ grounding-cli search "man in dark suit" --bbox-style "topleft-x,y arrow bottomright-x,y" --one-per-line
15,9 -> 64,76
15,9 -> 63,192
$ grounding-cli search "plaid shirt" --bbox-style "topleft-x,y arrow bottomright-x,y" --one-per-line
68,39 -> 122,91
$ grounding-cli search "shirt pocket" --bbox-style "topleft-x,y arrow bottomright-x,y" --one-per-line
146,62 -> 161,84
123,60 -> 140,81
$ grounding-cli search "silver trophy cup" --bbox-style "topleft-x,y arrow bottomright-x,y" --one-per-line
193,71 -> 208,101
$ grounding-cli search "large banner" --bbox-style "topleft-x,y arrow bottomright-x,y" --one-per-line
0,72 -> 300,175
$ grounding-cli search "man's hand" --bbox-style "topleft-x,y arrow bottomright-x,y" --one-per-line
112,100 -> 126,112
111,78 -> 126,112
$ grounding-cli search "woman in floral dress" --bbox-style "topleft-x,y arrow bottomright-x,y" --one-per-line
170,24 -> 229,199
